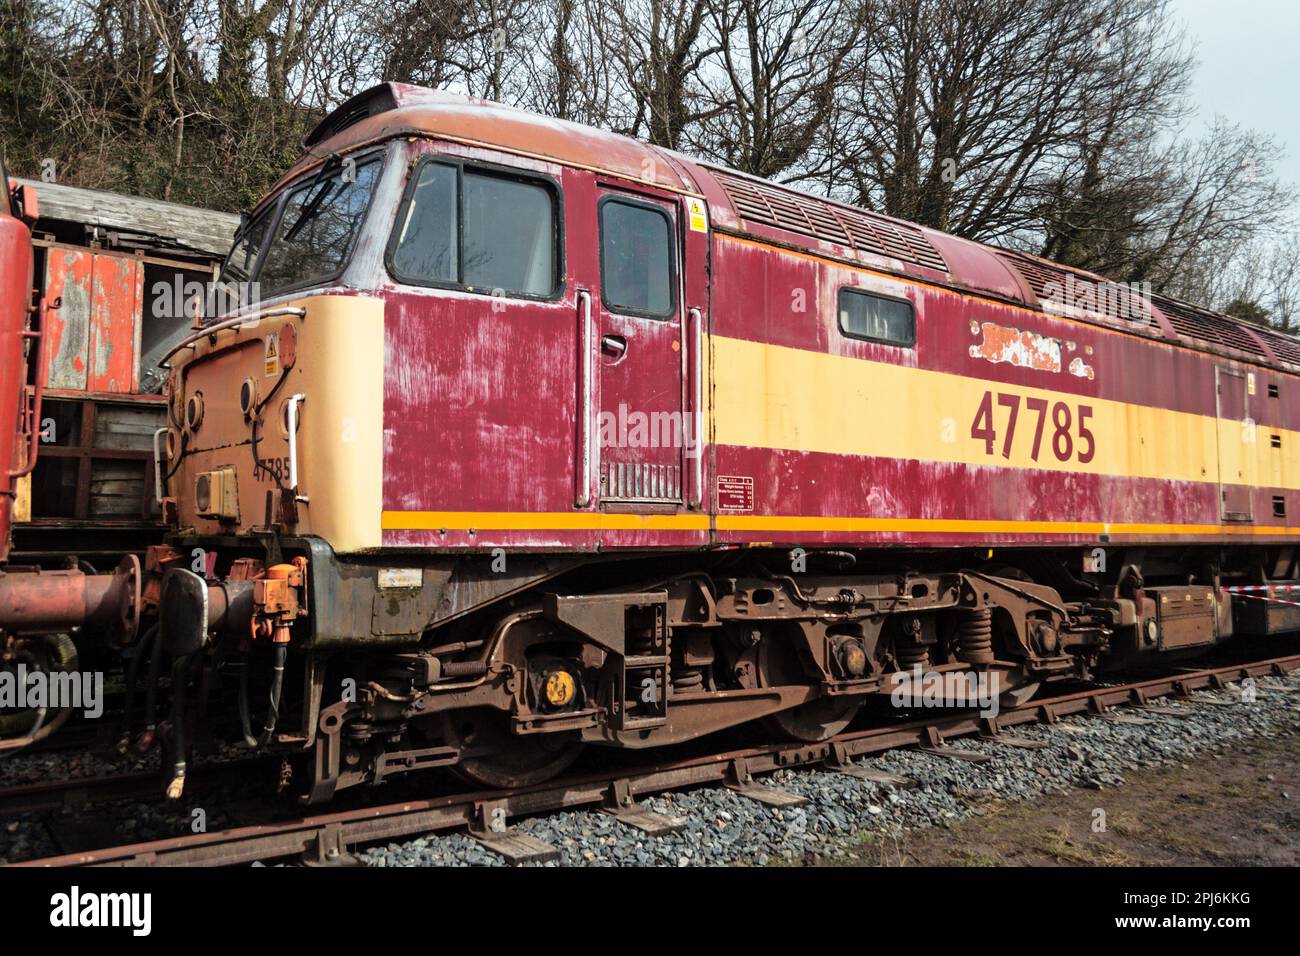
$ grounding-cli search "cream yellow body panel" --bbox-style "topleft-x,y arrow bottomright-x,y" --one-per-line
711,334 -> 1293,491
170,294 -> 385,553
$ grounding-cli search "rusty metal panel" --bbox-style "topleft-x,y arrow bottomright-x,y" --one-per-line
42,248 -> 141,394
1149,586 -> 1219,649
1233,593 -> 1300,635
88,253 -> 142,392
43,247 -> 91,390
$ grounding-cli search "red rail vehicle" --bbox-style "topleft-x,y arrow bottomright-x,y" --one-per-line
0,168 -> 237,750
146,84 -> 1300,800
0,164 -> 142,748
9,176 -> 240,564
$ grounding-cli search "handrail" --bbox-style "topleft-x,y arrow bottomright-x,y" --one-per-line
576,290 -> 593,508
689,306 -> 704,509
152,427 -> 167,503
9,295 -> 48,480
160,306 -> 306,367
287,393 -> 308,504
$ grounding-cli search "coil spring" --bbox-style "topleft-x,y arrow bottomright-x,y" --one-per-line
626,625 -> 657,656
895,642 -> 929,668
670,664 -> 705,694
626,624 -> 658,701
956,607 -> 995,664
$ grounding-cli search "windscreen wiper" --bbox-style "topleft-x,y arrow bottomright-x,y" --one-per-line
282,154 -> 344,243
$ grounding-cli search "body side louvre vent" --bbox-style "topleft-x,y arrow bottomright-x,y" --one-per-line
995,249 -> 1161,334
1245,324 -> 1300,367
710,168 -> 948,274
1152,295 -> 1270,360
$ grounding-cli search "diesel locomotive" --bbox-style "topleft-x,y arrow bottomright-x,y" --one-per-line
146,83 -> 1300,800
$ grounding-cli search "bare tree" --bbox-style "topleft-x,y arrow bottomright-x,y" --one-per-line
1,0 -> 1294,302
588,0 -> 717,148
691,0 -> 868,180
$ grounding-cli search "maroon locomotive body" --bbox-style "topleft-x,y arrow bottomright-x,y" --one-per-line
144,84 -> 1298,798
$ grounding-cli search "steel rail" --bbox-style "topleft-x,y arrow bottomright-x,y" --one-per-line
10,652 -> 1299,868
0,756 -> 278,817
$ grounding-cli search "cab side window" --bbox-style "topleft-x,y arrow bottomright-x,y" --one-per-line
838,288 -> 915,347
600,198 -> 675,317
389,160 -> 559,298
463,171 -> 555,294
391,162 -> 457,283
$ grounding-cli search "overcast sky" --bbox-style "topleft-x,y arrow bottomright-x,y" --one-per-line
1178,0 -> 1299,190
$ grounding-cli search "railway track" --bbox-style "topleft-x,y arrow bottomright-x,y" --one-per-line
7,650 -> 1296,868
0,754 -> 280,817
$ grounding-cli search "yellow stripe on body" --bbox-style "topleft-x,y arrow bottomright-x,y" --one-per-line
383,510 -> 711,531
381,510 -> 1300,536
712,514 -> 1300,536
711,334 -> 1293,490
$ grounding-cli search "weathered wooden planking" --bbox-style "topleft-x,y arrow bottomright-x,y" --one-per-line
17,178 -> 239,256
94,403 -> 166,451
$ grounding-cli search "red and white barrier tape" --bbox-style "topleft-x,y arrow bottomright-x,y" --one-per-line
1225,591 -> 1300,608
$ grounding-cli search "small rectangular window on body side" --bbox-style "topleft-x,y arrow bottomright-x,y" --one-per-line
837,287 -> 915,347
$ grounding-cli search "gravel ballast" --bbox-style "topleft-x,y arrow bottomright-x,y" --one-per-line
3,673 -> 1295,866
357,673 -> 1300,867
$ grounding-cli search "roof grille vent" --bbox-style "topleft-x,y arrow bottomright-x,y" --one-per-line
1153,295 -> 1268,359
711,169 -> 947,273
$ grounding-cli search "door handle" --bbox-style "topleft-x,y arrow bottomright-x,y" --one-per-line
600,334 -> 627,359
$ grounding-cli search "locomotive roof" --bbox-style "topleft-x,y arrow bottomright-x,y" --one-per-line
284,82 -> 1299,373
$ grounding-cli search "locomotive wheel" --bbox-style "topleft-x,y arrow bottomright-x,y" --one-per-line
444,710 -> 582,789
757,624 -> 860,742
762,697 -> 861,742
999,680 -> 1041,708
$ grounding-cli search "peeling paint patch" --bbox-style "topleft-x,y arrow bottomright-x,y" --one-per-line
968,320 -> 1061,373
1068,356 -> 1095,380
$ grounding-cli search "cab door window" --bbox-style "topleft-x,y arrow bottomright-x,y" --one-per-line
599,197 -> 675,318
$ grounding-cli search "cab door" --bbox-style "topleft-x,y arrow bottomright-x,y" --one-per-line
593,188 -> 688,505
1216,366 -> 1254,521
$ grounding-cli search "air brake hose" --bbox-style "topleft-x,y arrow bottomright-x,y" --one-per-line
117,623 -> 158,753
165,652 -> 201,800
257,643 -> 288,748
137,618 -> 168,752
238,655 -> 258,748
